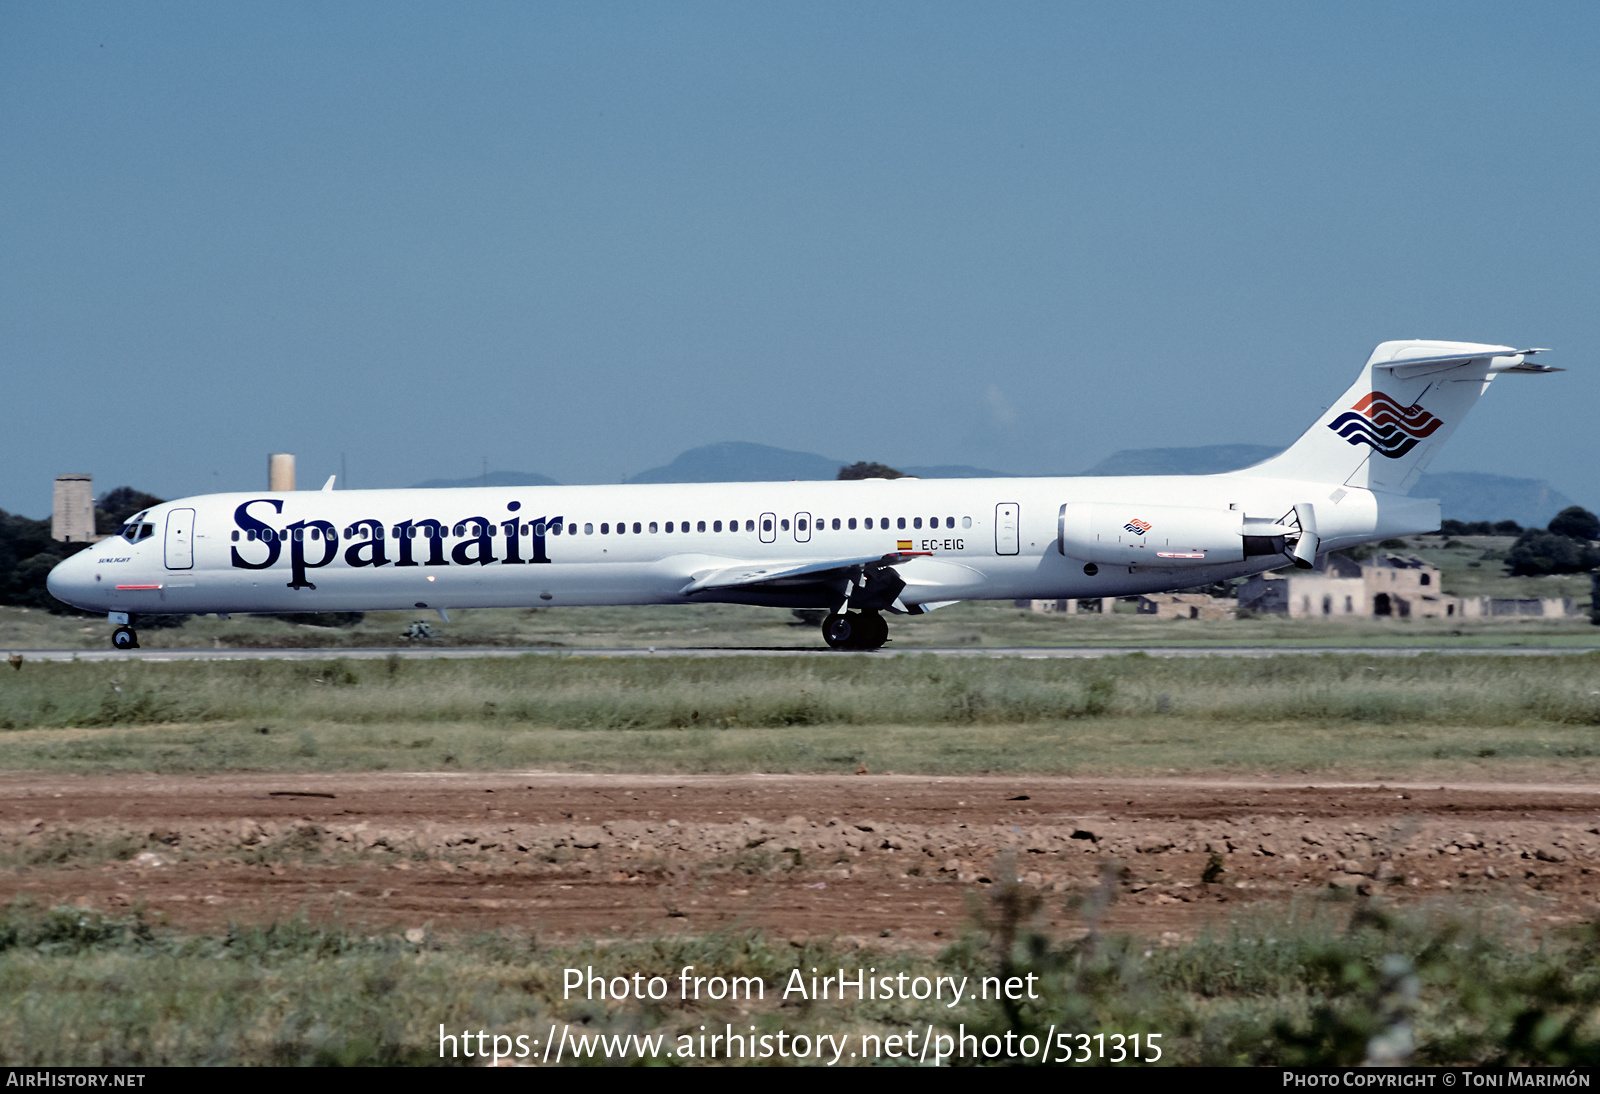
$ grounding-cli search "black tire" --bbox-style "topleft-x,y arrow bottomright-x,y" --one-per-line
859,612 -> 889,650
822,613 -> 853,649
111,627 -> 138,651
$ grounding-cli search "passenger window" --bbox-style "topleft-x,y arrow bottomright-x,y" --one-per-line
864,518 -> 873,529
962,516 -> 971,529
601,523 -> 610,534
831,518 -> 841,530
897,517 -> 906,530
551,523 -> 561,535
697,520 -> 706,532
848,518 -> 857,530
762,518 -> 773,533
533,521 -> 546,537
231,530 -> 239,542
713,520 -> 722,532
745,520 -> 754,532
797,519 -> 807,532
780,519 -> 789,531
585,523 -> 594,535
946,517 -> 954,528
633,522 -> 642,534
912,518 -> 921,529
650,522 -> 659,533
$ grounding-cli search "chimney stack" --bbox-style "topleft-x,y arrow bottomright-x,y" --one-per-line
269,453 -> 296,491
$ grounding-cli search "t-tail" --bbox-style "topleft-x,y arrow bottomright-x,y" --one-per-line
1235,340 -> 1558,493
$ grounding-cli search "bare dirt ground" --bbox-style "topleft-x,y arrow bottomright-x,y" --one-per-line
4,771 -> 1599,946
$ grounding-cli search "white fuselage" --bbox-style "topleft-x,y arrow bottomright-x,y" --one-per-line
46,474 -> 1438,619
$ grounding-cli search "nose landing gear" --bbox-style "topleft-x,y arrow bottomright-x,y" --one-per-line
822,611 -> 889,651
111,626 -> 139,650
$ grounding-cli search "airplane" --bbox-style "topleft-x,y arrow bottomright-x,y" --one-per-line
48,339 -> 1559,651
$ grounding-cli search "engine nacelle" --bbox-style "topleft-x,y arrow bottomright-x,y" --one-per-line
1058,503 -> 1285,568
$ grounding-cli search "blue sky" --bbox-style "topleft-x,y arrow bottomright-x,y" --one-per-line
4,2 -> 1597,515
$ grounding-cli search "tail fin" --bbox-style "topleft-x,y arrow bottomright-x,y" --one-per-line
1235,340 -> 1556,493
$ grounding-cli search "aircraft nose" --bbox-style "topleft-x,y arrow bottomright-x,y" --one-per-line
46,551 -> 98,610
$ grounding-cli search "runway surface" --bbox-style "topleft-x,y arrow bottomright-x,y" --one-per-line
8,643 -> 1600,662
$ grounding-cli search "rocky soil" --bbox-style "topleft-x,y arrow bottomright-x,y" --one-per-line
4,772 -> 1598,945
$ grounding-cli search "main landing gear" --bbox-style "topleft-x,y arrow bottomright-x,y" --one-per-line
822,611 -> 888,651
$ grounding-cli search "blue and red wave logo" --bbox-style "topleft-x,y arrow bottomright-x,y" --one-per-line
1326,392 -> 1443,459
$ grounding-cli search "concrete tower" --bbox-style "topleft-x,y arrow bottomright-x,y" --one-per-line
52,474 -> 96,543
269,453 -> 295,491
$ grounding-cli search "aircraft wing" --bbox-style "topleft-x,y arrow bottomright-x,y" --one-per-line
679,551 -> 930,596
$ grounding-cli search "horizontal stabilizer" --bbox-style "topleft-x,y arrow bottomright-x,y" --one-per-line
1376,347 -> 1554,378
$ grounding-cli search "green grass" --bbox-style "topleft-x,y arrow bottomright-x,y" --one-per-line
3,652 -> 1600,777
2,894 -> 1597,1066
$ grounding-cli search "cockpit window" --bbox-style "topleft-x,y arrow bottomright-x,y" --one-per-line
120,522 -> 156,543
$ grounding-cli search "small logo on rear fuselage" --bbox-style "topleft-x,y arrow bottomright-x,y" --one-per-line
1123,518 -> 1151,536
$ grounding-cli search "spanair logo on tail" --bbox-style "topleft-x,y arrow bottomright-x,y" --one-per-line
1326,392 -> 1444,459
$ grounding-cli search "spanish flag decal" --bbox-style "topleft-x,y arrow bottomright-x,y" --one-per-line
897,540 -> 913,551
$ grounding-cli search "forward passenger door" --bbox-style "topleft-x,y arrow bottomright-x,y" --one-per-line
165,508 -> 195,569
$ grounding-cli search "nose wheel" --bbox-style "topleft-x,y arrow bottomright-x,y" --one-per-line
821,611 -> 888,651
111,626 -> 139,650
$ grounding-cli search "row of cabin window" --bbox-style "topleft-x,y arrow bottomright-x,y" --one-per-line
574,518 -> 965,534
233,514 -> 972,543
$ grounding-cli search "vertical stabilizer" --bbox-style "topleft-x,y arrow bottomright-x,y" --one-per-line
1234,340 -> 1551,493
